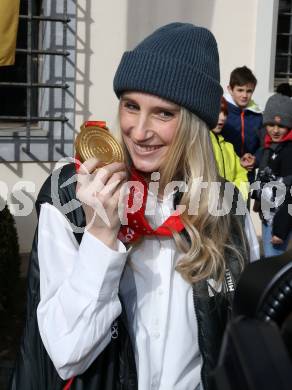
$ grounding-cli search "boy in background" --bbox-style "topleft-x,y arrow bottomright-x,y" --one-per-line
222,66 -> 263,180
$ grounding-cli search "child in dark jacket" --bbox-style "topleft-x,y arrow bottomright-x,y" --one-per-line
253,93 -> 292,257
222,66 -> 262,182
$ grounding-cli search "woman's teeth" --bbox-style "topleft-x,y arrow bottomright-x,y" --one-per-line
135,144 -> 161,151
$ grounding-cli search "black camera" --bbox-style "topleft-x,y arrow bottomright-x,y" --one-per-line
251,167 -> 278,202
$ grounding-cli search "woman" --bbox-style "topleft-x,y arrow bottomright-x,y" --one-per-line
11,23 -> 259,390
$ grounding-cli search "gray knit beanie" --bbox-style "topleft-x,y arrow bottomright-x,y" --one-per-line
113,22 -> 223,129
263,93 -> 292,128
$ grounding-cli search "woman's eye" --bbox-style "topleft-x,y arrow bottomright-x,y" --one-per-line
124,102 -> 139,111
159,110 -> 174,119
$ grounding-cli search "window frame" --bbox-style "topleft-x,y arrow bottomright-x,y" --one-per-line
274,0 -> 292,85
0,0 -> 76,162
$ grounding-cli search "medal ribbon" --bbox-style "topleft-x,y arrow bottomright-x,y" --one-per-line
118,170 -> 185,243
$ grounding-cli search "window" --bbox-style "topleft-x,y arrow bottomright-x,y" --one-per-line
274,0 -> 292,86
0,0 -> 76,162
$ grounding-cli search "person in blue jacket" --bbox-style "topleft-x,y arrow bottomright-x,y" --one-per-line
222,66 -> 263,182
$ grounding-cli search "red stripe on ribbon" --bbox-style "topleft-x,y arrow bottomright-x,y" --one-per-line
84,120 -> 107,129
63,377 -> 75,390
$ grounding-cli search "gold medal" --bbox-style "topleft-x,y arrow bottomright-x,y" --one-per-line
75,123 -> 124,165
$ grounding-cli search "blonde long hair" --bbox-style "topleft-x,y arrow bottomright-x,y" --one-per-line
116,107 -> 247,284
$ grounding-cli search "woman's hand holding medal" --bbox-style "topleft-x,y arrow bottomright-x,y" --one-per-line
75,123 -> 126,249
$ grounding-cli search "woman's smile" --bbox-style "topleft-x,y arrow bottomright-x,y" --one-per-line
132,142 -> 163,154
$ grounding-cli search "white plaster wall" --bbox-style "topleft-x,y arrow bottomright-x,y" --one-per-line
126,0 -> 216,49
212,0 -> 258,92
253,0 -> 279,109
1,0 -> 273,252
74,0 -> 128,131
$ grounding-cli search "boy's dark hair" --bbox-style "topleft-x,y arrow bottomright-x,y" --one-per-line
229,66 -> 257,89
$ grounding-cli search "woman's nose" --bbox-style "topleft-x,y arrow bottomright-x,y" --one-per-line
131,115 -> 152,141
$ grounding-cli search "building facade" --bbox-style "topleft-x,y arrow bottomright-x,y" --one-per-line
0,0 -> 284,251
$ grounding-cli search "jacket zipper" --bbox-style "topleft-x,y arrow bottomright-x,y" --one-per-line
215,135 -> 226,179
240,110 -> 245,156
192,287 -> 206,390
